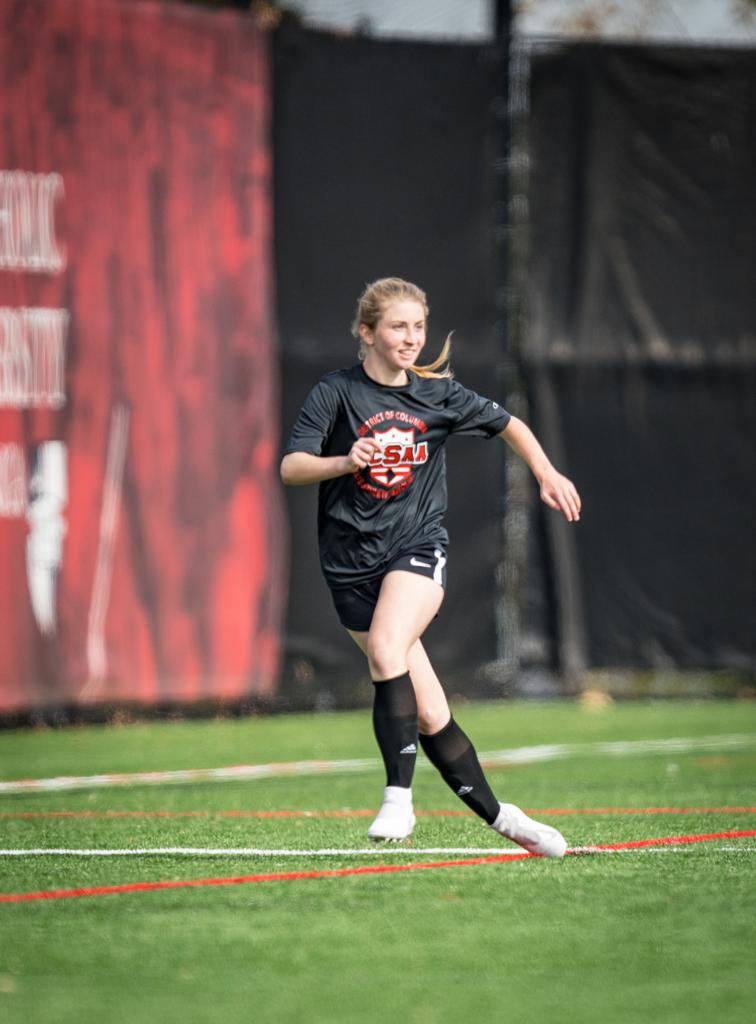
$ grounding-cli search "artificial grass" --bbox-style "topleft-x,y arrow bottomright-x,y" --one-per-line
1,700 -> 755,1024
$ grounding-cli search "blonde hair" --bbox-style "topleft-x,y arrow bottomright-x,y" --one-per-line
351,277 -> 453,379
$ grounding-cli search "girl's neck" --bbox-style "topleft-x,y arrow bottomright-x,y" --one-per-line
362,354 -> 410,387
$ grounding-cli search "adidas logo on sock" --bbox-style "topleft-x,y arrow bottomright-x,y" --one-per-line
400,744 -> 417,755
457,785 -> 474,796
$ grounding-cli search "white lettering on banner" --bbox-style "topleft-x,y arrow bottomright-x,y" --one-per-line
0,171 -> 70,638
0,443 -> 27,517
0,307 -> 68,409
0,171 -> 66,272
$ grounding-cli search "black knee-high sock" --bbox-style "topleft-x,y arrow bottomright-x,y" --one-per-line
419,718 -> 500,824
372,672 -> 418,789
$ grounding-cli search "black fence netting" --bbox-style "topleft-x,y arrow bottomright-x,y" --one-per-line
523,43 -> 756,675
274,30 -> 756,706
273,25 -> 508,702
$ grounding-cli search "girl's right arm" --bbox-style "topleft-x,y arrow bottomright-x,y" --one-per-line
280,438 -> 381,486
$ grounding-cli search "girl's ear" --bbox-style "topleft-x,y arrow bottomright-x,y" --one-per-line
359,323 -> 373,346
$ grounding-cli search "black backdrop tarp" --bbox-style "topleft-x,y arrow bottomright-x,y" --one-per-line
524,44 -> 756,673
273,27 -> 507,701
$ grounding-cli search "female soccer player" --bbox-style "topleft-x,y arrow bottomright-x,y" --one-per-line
281,278 -> 581,857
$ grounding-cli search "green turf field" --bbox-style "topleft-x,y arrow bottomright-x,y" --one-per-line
1,700 -> 755,1024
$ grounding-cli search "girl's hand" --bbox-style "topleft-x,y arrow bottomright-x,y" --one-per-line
346,437 -> 382,472
539,469 -> 581,522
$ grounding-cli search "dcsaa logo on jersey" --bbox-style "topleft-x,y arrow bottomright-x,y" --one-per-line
369,427 -> 429,489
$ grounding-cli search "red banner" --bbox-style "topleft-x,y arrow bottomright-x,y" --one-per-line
0,0 -> 284,711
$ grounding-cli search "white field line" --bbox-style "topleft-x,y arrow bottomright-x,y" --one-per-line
1,845 -> 755,858
481,733 -> 756,766
0,847 -> 503,857
2,733 -> 755,795
0,758 -> 377,794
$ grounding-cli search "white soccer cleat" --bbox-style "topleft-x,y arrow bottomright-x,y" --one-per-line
368,786 -> 416,842
490,802 -> 568,858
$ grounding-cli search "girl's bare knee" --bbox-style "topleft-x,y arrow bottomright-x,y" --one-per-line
366,633 -> 407,680
418,706 -> 451,736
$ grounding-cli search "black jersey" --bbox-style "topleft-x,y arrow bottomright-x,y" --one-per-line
284,363 -> 510,588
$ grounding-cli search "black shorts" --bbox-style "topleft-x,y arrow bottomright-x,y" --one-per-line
329,545 -> 447,633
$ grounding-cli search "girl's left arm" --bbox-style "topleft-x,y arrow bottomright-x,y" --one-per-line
499,416 -> 581,522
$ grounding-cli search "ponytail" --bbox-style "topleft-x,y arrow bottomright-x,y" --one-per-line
410,334 -> 453,379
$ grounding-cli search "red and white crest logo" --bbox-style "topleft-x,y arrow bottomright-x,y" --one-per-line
369,426 -> 428,489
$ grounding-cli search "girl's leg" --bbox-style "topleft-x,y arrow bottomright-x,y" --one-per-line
363,569 -> 444,681
406,640 -> 451,735
347,633 -> 451,737
411,650 -> 567,854
404,639 -> 502,824
347,571 -> 442,839
348,574 -> 498,830
413,686 -> 567,855
349,573 -> 567,855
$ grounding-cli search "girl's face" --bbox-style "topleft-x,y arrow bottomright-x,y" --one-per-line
360,299 -> 426,376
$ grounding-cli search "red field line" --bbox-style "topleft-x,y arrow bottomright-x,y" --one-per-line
527,806 -> 756,817
2,830 -> 754,904
580,830 -> 756,852
1,806 -> 754,820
